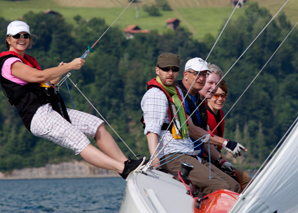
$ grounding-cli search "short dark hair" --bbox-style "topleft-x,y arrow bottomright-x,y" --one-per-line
219,79 -> 228,94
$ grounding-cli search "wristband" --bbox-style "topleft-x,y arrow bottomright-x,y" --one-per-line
223,139 -> 229,147
219,160 -> 227,167
215,157 -> 223,166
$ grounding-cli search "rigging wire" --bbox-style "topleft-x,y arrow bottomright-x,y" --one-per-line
57,0 -> 135,87
161,0 -> 290,174
146,0 -> 242,168
66,74 -> 138,158
55,0 -> 138,157
182,0 -> 289,133
237,21 -> 298,193
89,0 -> 135,50
243,117 -> 298,192
65,79 -> 76,108
152,134 -> 208,168
205,0 -> 240,61
211,21 -> 298,136
146,0 -> 289,170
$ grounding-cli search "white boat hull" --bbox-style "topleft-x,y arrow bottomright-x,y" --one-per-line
120,169 -> 194,213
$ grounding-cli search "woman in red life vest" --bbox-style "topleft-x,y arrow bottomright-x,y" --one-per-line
207,80 -> 252,190
0,20 -> 144,179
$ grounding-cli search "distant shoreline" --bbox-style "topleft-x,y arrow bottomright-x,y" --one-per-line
0,160 -> 119,180
0,174 -> 120,180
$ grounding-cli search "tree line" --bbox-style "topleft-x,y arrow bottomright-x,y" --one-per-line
0,2 -> 297,172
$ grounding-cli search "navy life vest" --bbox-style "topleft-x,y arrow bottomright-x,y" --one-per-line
175,80 -> 208,130
0,51 -> 70,131
141,77 -> 187,132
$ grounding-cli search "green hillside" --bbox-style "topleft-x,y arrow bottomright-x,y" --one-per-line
0,1 -> 297,172
0,0 -> 296,40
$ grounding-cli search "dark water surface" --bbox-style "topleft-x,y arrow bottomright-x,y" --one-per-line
0,177 -> 126,213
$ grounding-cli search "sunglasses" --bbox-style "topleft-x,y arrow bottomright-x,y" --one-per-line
188,71 -> 208,77
158,66 -> 180,72
213,93 -> 227,99
11,33 -> 30,39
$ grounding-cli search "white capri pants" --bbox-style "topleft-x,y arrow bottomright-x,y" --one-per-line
30,103 -> 104,155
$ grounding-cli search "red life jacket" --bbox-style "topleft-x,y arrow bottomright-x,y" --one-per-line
147,77 -> 188,122
0,51 -> 70,131
0,51 -> 41,70
207,109 -> 225,137
141,78 -> 188,131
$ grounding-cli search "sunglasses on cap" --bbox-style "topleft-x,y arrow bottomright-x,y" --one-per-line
158,66 -> 180,72
10,33 -> 30,39
213,93 -> 227,99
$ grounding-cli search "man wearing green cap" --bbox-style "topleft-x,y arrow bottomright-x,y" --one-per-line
141,53 -> 241,195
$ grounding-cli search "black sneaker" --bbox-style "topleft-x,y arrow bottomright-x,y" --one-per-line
119,157 -> 146,179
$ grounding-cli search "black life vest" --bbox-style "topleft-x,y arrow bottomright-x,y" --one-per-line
175,80 -> 208,130
0,51 -> 70,131
141,77 -> 187,131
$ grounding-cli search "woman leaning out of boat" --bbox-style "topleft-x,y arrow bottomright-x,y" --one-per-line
0,20 -> 144,179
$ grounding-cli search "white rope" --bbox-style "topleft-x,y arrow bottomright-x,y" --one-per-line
148,0 -> 289,169
57,0 -> 135,87
243,116 -> 298,193
55,0 -> 138,158
148,0 -> 243,166
205,0 -> 240,61
212,21 -> 298,135
237,22 -> 298,192
66,77 -> 138,158
90,0 -> 135,49
182,0 -> 290,131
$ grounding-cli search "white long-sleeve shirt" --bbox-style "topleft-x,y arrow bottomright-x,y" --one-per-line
141,87 -> 201,159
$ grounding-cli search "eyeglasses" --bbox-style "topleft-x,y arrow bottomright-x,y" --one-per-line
10,33 -> 30,39
188,71 -> 208,77
158,66 -> 180,72
213,93 -> 227,99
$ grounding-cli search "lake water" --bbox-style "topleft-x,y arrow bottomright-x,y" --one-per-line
0,177 -> 126,213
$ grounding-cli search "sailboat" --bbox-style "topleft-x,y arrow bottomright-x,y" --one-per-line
120,117 -> 298,213
48,0 -> 295,212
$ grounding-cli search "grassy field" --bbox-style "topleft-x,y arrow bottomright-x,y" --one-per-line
0,0 -> 296,40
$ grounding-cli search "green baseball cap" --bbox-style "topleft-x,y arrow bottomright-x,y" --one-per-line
157,53 -> 180,68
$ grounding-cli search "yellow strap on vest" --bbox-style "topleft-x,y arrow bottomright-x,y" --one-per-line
39,82 -> 51,88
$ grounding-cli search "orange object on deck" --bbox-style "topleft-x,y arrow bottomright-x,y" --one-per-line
194,189 -> 239,213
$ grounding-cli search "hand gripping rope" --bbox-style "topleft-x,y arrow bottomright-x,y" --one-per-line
56,46 -> 94,88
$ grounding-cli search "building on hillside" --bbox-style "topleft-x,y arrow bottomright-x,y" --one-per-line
44,9 -> 63,18
123,25 -> 150,39
166,18 -> 180,30
231,0 -> 248,8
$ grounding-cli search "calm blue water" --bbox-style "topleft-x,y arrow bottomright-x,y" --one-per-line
0,177 -> 126,213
